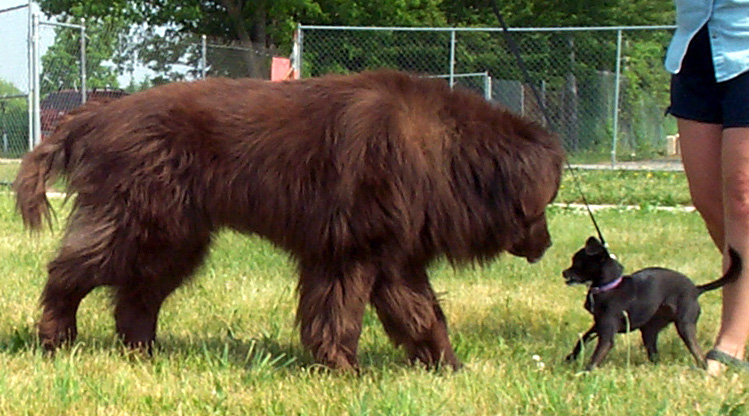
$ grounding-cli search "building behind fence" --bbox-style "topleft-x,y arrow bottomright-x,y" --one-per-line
0,5 -> 679,184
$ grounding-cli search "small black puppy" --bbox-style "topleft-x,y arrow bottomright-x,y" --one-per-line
563,237 -> 741,371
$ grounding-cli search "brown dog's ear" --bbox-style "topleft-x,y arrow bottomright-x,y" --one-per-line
584,236 -> 605,256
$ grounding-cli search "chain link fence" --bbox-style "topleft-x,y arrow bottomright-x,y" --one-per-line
298,25 -> 679,166
0,4 -> 30,183
0,17 -> 681,184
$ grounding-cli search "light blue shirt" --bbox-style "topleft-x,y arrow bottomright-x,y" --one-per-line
665,0 -> 749,82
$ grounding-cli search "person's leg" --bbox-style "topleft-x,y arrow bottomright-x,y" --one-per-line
709,126 -> 749,374
678,118 -> 725,249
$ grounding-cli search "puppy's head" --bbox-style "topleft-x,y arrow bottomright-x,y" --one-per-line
562,236 -> 623,286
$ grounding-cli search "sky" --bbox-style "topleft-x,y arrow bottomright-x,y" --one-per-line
0,0 -> 143,94
0,1 -> 69,93
0,1 -> 38,92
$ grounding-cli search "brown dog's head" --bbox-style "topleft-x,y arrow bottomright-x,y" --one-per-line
562,236 -> 623,286
508,211 -> 552,263
508,172 -> 559,263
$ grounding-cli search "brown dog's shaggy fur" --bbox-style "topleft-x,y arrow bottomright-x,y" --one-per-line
15,70 -> 564,370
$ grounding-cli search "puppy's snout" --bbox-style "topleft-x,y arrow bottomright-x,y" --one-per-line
562,268 -> 581,284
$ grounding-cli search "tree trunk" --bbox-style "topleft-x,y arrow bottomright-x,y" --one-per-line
221,0 -> 265,78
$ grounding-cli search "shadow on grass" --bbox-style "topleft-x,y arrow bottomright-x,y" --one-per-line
0,322 -> 38,354
0,318 -> 424,374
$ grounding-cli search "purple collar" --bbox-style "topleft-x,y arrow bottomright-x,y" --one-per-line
590,276 -> 623,295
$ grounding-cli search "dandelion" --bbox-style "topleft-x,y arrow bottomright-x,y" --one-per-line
531,354 -> 545,370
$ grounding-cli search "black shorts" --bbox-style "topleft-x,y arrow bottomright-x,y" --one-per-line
669,25 -> 749,128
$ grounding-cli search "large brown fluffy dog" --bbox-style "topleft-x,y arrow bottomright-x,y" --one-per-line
15,70 -> 563,370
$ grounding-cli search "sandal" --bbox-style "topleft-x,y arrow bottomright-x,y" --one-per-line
705,349 -> 749,372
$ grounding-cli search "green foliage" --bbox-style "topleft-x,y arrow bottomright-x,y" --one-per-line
0,80 -> 29,157
39,19 -> 123,94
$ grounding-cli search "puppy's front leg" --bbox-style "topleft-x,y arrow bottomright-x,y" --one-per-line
586,321 -> 617,371
566,327 -> 597,362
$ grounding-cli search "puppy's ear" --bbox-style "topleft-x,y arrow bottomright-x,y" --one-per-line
584,236 -> 605,256
602,258 -> 624,281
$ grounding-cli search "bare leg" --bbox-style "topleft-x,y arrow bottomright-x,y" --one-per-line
678,118 -> 725,249
370,263 -> 461,370
296,261 -> 376,370
709,127 -> 749,374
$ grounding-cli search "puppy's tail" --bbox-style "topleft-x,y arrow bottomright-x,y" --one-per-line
697,247 -> 742,295
13,100 -> 102,230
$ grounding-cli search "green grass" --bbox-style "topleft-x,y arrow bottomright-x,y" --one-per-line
0,170 -> 746,415
0,160 -> 20,186
0,161 -> 692,207
557,169 -> 691,207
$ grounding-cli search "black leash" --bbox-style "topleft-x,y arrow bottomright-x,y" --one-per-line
488,0 -> 607,247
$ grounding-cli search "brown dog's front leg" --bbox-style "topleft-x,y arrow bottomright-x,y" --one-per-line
297,261 -> 375,370
370,264 -> 461,370
565,327 -> 597,362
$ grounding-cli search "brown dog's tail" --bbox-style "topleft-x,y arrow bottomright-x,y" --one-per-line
697,247 -> 742,295
13,101 -> 103,230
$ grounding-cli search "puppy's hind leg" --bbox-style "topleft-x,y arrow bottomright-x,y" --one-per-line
640,317 -> 670,363
676,311 -> 705,368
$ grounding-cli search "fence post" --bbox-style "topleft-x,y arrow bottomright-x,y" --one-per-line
80,18 -> 87,104
31,12 -> 40,148
26,1 -> 33,150
483,71 -> 492,100
293,25 -> 302,79
297,25 -> 304,78
201,34 -> 207,79
611,29 -> 623,168
449,30 -> 455,87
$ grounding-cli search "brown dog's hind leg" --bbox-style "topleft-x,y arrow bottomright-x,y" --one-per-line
38,213 -> 113,351
113,236 -> 211,351
39,258 -> 98,351
370,263 -> 461,370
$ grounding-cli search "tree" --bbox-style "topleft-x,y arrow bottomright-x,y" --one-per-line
36,0 -> 676,156
39,15 -> 123,94
0,80 -> 29,156
38,0 -> 448,79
